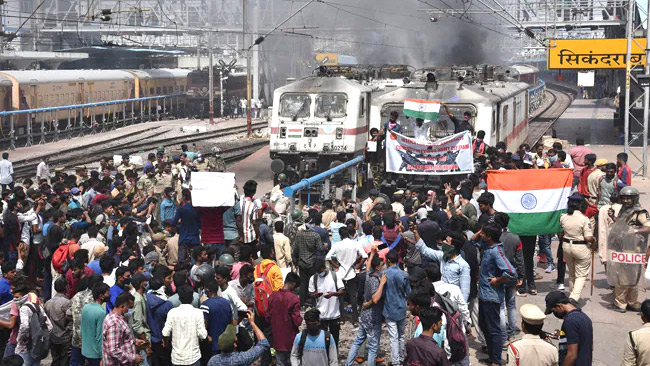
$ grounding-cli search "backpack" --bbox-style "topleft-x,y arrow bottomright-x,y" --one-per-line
297,330 -> 331,366
434,292 -> 468,363
254,263 -> 275,318
311,270 -> 340,294
25,303 -> 51,361
52,242 -> 70,274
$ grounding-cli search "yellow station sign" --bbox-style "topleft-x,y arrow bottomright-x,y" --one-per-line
548,38 -> 647,69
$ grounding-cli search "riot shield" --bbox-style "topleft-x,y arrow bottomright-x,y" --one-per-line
607,216 -> 648,288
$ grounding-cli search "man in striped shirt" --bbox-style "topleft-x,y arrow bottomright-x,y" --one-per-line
102,292 -> 142,366
240,180 -> 262,255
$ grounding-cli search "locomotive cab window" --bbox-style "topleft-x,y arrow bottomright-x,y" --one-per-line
315,93 -> 347,121
279,93 -> 311,121
359,97 -> 365,118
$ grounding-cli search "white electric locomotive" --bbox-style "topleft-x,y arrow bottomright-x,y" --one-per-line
269,73 -> 372,181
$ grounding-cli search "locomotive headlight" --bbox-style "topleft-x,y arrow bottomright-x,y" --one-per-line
304,129 -> 312,137
336,128 -> 343,139
280,127 -> 287,138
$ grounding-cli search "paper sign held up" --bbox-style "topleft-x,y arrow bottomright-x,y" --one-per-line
191,172 -> 237,207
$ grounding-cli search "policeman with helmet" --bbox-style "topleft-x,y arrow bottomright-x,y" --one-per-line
284,208 -> 304,243
607,186 -> 650,313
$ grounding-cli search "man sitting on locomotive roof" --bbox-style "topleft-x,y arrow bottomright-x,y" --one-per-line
443,103 -> 474,134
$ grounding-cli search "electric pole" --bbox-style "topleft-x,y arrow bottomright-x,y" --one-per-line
208,0 -> 214,124
244,0 -> 252,136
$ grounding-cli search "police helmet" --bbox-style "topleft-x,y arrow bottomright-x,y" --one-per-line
291,209 -> 303,221
212,146 -> 223,155
218,253 -> 235,266
620,186 -> 640,197
194,264 -> 215,283
277,173 -> 288,182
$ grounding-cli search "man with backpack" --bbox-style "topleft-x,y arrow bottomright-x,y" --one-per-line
290,309 -> 338,366
309,258 -> 344,347
253,246 -> 283,366
15,282 -> 52,366
325,226 -> 367,324
405,307 -> 450,366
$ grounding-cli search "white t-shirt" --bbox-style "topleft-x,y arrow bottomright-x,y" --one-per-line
326,238 -> 367,281
218,285 -> 248,319
308,271 -> 344,320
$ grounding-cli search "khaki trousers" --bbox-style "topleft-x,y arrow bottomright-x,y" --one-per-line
563,243 -> 592,301
614,286 -> 641,310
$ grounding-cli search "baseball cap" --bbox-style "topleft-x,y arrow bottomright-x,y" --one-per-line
544,290 -> 570,314
70,187 -> 80,195
144,251 -> 160,264
152,233 -> 167,243
407,267 -> 426,282
369,189 -> 379,197
403,230 -> 415,242
93,245 -> 108,259
417,207 -> 428,220
218,324 -> 238,352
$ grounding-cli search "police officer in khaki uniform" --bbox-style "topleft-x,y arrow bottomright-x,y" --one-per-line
559,194 -> 596,302
507,304 -> 558,366
155,164 -> 174,194
622,299 -> 650,365
137,164 -> 158,195
195,154 -> 210,171
117,154 -> 136,175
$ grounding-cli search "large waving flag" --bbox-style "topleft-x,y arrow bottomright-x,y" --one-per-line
487,169 -> 573,235
403,99 -> 441,120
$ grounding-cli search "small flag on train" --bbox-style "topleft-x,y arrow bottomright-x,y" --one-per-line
403,99 -> 441,120
486,169 -> 573,235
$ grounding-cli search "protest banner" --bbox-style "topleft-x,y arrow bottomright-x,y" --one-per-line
385,130 -> 474,175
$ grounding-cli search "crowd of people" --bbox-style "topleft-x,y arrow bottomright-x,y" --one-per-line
0,128 -> 646,366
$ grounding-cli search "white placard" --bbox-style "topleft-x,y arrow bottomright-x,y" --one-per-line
577,71 -> 595,87
113,155 -> 143,166
191,172 -> 237,207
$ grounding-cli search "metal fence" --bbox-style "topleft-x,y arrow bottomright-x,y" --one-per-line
0,94 -> 185,150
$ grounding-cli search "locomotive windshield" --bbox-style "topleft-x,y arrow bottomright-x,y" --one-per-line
279,93 -> 311,120
315,93 -> 347,120
380,103 -> 476,140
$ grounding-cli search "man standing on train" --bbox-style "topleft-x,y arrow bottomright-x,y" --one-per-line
407,117 -> 435,141
443,104 -> 474,134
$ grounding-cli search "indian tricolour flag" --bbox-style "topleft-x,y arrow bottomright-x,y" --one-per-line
403,99 -> 441,120
487,169 -> 573,235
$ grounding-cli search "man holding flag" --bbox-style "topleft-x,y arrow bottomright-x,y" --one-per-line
402,99 -> 441,141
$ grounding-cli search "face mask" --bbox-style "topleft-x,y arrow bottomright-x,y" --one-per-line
442,244 -> 455,261
549,156 -> 558,162
144,264 -> 153,273
249,276 -> 255,284
125,308 -> 134,318
123,278 -> 131,286
318,270 -> 328,278
476,138 -> 483,142
552,309 -> 565,319
307,323 -> 321,333
144,282 -> 150,291
14,297 -> 27,306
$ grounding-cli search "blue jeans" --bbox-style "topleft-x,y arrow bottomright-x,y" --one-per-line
86,358 -> 101,366
479,300 -> 504,365
538,235 -> 554,266
19,352 -> 41,366
3,342 -> 15,358
385,318 -> 406,365
345,322 -> 381,366
70,346 -> 85,366
500,285 -> 517,342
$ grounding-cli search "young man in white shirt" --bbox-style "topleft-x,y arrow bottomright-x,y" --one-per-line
325,227 -> 367,324
0,152 -> 13,191
162,285 -> 208,366
309,258 -> 344,346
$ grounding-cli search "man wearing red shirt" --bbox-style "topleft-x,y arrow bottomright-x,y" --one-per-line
578,154 -> 597,197
569,138 -> 593,188
617,152 -> 633,186
197,207 -> 228,258
266,272 -> 302,366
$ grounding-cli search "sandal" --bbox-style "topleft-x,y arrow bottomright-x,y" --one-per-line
529,288 -> 538,295
534,274 -> 543,280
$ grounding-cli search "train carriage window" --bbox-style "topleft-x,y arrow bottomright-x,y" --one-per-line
513,99 -> 518,127
315,93 -> 347,120
157,87 -> 162,94
150,88 -> 154,95
181,86 -> 185,92
279,93 -> 311,120
503,105 -> 510,128
163,86 -> 168,94
359,97 -> 365,118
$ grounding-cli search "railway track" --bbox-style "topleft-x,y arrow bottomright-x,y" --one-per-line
525,85 -> 575,147
13,121 -> 267,180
